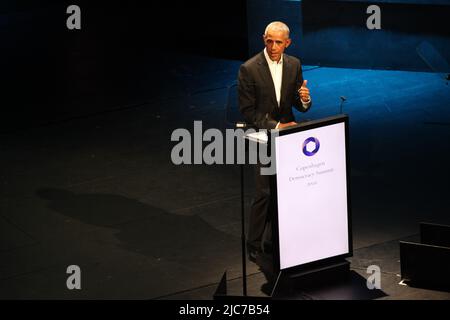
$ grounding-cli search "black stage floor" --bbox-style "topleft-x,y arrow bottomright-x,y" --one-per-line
1,53 -> 450,299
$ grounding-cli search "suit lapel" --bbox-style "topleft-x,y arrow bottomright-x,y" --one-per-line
257,52 -> 278,107
280,54 -> 290,108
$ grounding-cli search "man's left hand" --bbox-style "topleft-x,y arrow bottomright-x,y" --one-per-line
299,80 -> 310,102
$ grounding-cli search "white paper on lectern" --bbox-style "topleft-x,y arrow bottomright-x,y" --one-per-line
275,122 -> 349,270
245,131 -> 268,143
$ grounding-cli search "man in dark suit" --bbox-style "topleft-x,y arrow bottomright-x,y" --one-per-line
238,21 -> 312,262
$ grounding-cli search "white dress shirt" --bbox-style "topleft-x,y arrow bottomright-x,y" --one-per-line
263,48 -> 283,107
263,48 -> 310,128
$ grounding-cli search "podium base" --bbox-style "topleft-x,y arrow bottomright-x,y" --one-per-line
214,258 -> 386,300
271,260 -> 350,298
271,260 -> 385,300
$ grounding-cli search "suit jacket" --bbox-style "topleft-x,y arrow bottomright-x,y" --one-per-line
238,51 -> 311,129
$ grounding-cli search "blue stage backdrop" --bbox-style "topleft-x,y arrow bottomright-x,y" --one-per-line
246,0 -> 450,72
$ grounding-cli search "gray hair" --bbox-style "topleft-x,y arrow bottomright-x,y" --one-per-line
264,21 -> 290,38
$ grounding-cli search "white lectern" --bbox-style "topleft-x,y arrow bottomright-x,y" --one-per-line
215,114 -> 355,299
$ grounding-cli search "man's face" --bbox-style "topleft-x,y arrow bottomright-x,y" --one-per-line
263,29 -> 291,62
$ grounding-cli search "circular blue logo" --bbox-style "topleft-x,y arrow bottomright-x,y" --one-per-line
302,137 -> 320,156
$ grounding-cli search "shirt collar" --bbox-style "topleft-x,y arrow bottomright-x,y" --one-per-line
264,48 -> 283,65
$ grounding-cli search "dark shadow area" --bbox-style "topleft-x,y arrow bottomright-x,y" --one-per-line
1,0 -> 248,132
36,188 -> 240,265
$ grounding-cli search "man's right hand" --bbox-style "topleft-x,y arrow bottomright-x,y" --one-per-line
277,121 -> 297,129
